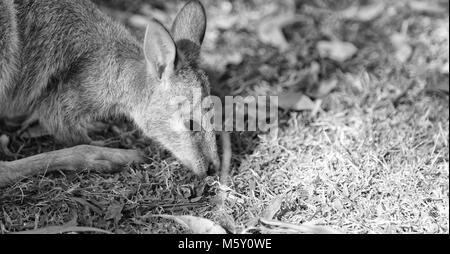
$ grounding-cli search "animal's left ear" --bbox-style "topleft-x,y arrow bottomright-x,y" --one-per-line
171,0 -> 207,64
143,19 -> 177,81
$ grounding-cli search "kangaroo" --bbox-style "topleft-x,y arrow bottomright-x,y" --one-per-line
0,0 -> 220,187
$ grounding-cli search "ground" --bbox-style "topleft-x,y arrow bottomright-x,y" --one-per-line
0,0 -> 448,234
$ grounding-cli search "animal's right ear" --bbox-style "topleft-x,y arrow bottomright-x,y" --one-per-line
144,19 -> 177,81
170,0 -> 206,64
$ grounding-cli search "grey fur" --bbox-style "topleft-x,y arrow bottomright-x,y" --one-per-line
0,0 -> 219,176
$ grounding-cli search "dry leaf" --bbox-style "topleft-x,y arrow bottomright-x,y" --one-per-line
341,71 -> 371,92
202,52 -> 243,74
262,196 -> 283,220
409,1 -> 446,14
441,61 -> 449,74
220,132 -> 232,184
259,218 -> 342,234
436,83 -> 449,93
278,92 -> 316,111
257,13 -> 304,51
141,4 -> 169,23
128,14 -> 149,28
340,2 -> 385,21
307,79 -> 338,98
258,14 -> 290,51
332,199 -> 344,211
156,215 -> 227,234
11,216 -> 112,234
317,41 -> 358,62
427,74 -> 449,94
12,225 -> 112,234
211,16 -> 239,30
214,210 -> 237,233
311,99 -> 323,118
390,33 -> 412,63
72,197 -> 103,215
105,201 -> 124,223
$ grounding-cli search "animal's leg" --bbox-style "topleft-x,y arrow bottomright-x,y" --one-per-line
37,110 -> 92,145
0,145 -> 144,187
19,124 -> 50,139
19,112 -> 40,132
19,119 -> 103,140
16,112 -> 50,139
20,117 -> 111,144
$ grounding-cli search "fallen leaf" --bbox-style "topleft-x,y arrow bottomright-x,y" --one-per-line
441,61 -> 449,74
105,201 -> 124,224
257,13 -> 304,51
426,72 -> 449,95
214,210 -> 237,234
409,1 -> 446,14
128,14 -> 149,28
317,41 -> 358,62
307,79 -> 338,98
211,15 -> 239,30
12,225 -> 112,234
341,71 -> 371,92
262,196 -> 283,220
332,199 -> 344,211
257,14 -> 290,51
278,92 -> 316,111
340,2 -> 385,21
311,99 -> 323,118
202,52 -> 243,74
71,197 -> 103,215
390,33 -> 412,63
190,196 -> 203,203
140,4 -> 170,23
156,215 -> 227,234
259,218 -> 342,234
11,216 -> 112,234
220,132 -> 232,184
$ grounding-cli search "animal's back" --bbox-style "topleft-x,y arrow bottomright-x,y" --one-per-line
0,0 -> 19,104
0,0 -> 141,117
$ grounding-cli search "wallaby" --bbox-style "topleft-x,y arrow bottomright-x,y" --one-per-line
0,0 -> 220,187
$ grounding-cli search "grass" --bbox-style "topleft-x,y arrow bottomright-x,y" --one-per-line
0,0 -> 448,234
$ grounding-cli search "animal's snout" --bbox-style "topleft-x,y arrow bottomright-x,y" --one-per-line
207,156 -> 220,176
187,149 -> 220,178
190,156 -> 219,178
184,119 -> 202,131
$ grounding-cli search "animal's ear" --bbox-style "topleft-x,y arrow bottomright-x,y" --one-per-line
144,19 -> 177,80
171,0 -> 206,63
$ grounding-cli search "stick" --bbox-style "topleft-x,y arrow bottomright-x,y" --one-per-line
393,80 -> 416,107
220,132 -> 232,184
259,218 -> 342,234
11,226 -> 112,234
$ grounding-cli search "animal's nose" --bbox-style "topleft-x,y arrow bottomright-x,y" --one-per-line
207,157 -> 220,176
184,119 -> 202,131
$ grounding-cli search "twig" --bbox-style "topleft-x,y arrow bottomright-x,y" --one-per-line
393,80 -> 416,107
220,132 -> 232,184
11,226 -> 112,234
10,215 -> 112,234
259,218 -> 343,234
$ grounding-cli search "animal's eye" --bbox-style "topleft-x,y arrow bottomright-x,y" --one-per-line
184,119 -> 201,131
204,105 -> 214,112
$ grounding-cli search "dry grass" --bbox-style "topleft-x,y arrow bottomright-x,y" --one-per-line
0,0 -> 448,234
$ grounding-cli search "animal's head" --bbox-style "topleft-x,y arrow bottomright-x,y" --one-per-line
131,0 -> 220,176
